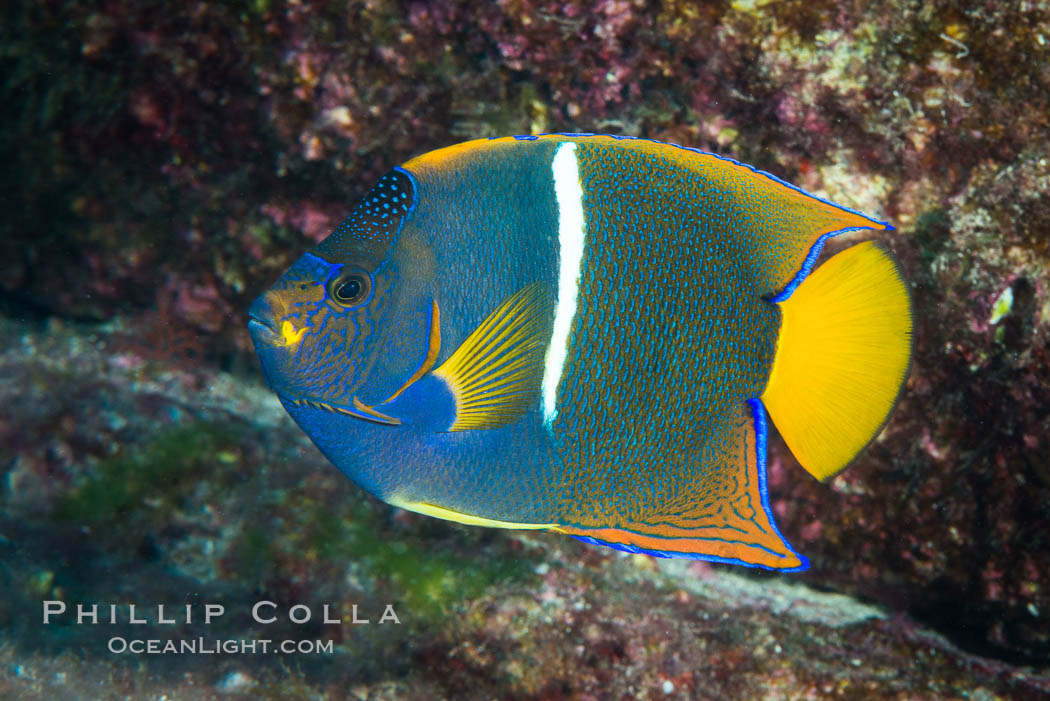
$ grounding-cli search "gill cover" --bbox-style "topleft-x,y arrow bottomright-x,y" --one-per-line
251,168 -> 426,410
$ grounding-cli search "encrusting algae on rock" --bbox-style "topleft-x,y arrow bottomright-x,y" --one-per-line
3,0 -> 1050,690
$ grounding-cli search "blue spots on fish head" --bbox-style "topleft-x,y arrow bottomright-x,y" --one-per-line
249,167 -> 434,411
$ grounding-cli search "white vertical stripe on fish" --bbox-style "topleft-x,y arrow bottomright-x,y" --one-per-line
542,141 -> 586,425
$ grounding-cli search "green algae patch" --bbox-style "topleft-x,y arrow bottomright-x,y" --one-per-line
351,525 -> 532,620
346,527 -> 533,621
230,499 -> 535,623
56,422 -> 241,530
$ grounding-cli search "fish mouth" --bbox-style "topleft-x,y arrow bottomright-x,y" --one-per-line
248,317 -> 279,344
248,292 -> 283,341
248,314 -> 276,332
282,395 -> 401,427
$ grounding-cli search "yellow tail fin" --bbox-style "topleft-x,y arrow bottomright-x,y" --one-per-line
761,241 -> 913,481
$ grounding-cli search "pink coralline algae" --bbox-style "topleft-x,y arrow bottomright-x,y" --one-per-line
261,201 -> 343,244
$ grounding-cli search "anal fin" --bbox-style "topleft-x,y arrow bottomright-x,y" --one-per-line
555,400 -> 807,571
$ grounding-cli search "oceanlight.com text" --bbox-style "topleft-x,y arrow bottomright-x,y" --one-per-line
107,637 -> 335,655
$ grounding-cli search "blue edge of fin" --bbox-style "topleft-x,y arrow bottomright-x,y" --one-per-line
514,131 -> 896,572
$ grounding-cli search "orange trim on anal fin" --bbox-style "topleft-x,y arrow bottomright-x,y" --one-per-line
552,524 -> 803,571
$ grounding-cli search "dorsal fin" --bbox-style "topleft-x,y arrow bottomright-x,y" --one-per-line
569,135 -> 893,297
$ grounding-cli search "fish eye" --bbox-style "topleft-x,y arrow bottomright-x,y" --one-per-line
328,269 -> 372,308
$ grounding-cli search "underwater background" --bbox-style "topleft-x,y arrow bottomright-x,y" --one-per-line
2,1 -> 1049,698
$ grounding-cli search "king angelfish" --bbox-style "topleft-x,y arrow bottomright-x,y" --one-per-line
249,134 -> 912,571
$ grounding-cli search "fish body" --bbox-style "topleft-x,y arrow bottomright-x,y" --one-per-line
249,134 -> 912,571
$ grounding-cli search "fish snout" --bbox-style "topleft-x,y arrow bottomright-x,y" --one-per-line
248,291 -> 284,343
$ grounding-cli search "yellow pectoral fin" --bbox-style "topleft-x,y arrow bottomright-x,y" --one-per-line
388,497 -> 556,530
432,283 -> 552,431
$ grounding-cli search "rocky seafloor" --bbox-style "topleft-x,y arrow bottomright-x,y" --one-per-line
2,318 -> 1048,699
2,0 -> 1049,698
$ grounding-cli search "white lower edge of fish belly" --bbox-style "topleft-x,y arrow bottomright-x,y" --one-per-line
542,141 -> 587,426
